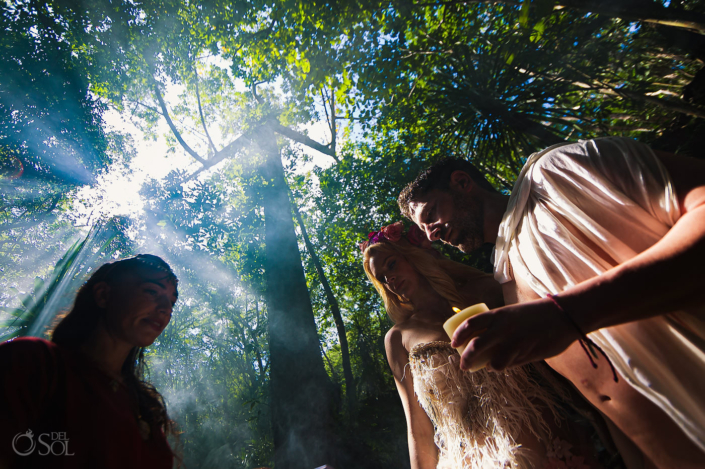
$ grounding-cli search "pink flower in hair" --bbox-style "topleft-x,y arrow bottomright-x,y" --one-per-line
380,221 -> 403,242
407,224 -> 433,249
359,221 -> 437,254
359,230 -> 385,252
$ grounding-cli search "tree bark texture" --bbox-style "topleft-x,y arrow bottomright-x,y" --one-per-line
257,125 -> 334,469
290,195 -> 356,415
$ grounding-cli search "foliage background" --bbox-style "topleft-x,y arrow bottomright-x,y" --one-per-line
2,0 -> 704,467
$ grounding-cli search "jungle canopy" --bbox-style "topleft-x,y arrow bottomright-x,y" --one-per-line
2,0 -> 704,467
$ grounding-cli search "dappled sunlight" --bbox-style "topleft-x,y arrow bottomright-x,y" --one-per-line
3,0 -> 705,467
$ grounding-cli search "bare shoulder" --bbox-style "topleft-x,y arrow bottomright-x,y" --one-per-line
384,325 -> 410,378
384,325 -> 409,361
384,325 -> 404,352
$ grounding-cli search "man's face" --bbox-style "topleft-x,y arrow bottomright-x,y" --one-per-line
409,188 -> 485,253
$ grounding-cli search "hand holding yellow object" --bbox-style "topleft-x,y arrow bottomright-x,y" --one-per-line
443,303 -> 490,371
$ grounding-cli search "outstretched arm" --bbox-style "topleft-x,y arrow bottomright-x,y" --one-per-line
453,150 -> 705,371
385,328 -> 438,469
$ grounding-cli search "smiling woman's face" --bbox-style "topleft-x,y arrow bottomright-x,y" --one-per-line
99,267 -> 178,348
369,248 -> 424,302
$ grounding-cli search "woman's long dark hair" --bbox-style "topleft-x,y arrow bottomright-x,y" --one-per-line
51,255 -> 178,441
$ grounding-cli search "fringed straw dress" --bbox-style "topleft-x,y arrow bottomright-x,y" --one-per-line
409,341 -> 593,469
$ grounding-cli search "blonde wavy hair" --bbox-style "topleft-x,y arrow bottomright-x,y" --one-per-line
363,238 -> 496,324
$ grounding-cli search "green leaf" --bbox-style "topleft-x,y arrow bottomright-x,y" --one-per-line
519,0 -> 531,28
531,20 -> 546,42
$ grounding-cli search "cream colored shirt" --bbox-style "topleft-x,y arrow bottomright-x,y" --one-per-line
493,137 -> 705,452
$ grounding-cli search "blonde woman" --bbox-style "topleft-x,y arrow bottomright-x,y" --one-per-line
362,222 -> 603,469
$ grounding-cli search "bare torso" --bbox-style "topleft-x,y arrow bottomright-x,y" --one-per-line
503,273 -> 705,469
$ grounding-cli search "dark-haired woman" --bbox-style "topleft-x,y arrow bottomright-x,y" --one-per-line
0,254 -> 178,468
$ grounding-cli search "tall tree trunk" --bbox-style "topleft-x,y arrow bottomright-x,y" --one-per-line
257,125 -> 334,469
290,193 -> 356,415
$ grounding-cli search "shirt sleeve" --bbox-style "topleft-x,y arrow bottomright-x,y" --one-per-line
536,137 -> 681,227
493,137 -> 681,286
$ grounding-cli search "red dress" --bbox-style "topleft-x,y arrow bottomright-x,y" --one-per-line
0,337 -> 173,468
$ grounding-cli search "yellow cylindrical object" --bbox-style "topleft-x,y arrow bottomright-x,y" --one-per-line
443,303 -> 489,371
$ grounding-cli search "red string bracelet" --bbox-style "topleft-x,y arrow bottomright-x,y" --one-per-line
546,294 -> 619,383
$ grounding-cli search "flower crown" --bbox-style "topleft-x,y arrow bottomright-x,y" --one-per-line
359,221 -> 434,252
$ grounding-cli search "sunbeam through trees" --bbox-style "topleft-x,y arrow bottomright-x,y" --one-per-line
2,0 -> 705,468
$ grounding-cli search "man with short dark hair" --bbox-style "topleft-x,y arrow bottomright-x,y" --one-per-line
398,158 -> 502,253
399,137 -> 705,467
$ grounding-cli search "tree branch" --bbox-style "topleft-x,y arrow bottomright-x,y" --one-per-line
152,81 -> 207,165
128,99 -> 163,116
619,90 -> 705,119
321,88 -> 332,135
387,0 -> 521,11
231,20 -> 277,57
564,64 -> 705,119
330,87 -> 336,153
556,0 -> 705,35
269,122 -> 339,162
252,81 -> 265,104
184,113 -> 342,181
184,130 -> 254,181
194,66 -> 218,156
320,86 -> 337,152
320,344 -> 340,384
392,0 -> 705,33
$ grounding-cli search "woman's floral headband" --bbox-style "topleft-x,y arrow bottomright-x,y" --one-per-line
359,221 -> 434,252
